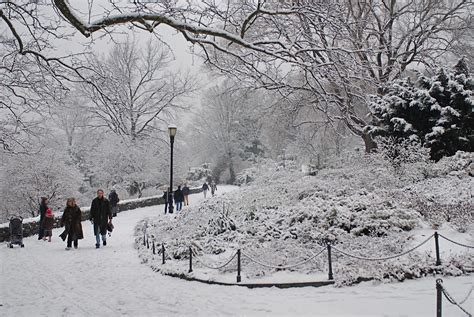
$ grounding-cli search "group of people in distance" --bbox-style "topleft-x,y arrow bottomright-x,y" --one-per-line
163,184 -> 190,213
162,181 -> 218,214
37,188 -> 120,250
202,181 -> 217,198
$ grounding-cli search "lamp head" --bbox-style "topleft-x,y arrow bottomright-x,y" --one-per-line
168,125 -> 177,137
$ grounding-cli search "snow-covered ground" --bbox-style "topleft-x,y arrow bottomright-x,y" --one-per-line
1,187 -> 472,316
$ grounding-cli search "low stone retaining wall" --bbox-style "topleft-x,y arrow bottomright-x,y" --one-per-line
0,188 -> 202,242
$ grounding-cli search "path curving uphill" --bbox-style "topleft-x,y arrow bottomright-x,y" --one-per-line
1,186 -> 472,316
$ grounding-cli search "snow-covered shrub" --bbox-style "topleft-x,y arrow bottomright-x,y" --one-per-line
140,151 -> 473,284
430,151 -> 473,177
235,166 -> 258,185
374,137 -> 433,182
409,199 -> 473,232
186,163 -> 212,182
205,204 -> 237,235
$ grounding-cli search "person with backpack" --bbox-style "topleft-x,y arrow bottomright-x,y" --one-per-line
108,188 -> 120,217
174,185 -> 184,212
202,182 -> 209,199
90,189 -> 112,248
182,184 -> 190,206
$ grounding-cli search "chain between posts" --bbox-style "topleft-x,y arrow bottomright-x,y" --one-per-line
193,251 -> 238,270
458,286 -> 474,305
437,279 -> 473,317
241,246 -> 327,270
438,234 -> 474,249
146,233 -> 472,285
331,234 -> 434,261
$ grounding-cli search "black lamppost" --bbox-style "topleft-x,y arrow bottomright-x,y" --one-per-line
168,125 -> 177,214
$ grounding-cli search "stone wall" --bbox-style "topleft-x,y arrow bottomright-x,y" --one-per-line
0,188 -> 202,243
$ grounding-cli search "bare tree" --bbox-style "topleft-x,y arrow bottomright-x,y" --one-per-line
2,1 -> 472,153
0,1 -> 94,154
50,91 -> 93,147
83,39 -> 196,141
190,80 -> 264,182
48,0 -> 472,152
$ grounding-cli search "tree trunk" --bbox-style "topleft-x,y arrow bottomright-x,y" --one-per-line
228,154 -> 236,184
362,132 -> 377,153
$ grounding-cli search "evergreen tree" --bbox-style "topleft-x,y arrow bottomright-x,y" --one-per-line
368,58 -> 474,160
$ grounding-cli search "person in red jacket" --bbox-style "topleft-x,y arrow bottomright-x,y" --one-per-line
42,207 -> 55,242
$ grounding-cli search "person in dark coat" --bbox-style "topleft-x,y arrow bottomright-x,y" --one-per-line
210,181 -> 217,197
162,188 -> 173,214
38,197 -> 48,240
182,184 -> 190,206
202,182 -> 209,199
90,189 -> 112,248
108,189 -> 120,217
174,186 -> 184,212
59,198 -> 83,250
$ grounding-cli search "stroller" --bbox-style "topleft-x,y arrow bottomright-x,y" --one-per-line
8,216 -> 24,248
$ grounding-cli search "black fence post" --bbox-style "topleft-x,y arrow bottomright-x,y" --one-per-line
162,244 -> 166,264
189,247 -> 193,273
434,232 -> 441,266
436,279 -> 443,317
327,244 -> 334,281
152,241 -> 156,255
236,249 -> 242,283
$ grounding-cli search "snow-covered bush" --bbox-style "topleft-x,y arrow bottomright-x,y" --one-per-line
186,163 -> 212,183
139,151 -> 473,285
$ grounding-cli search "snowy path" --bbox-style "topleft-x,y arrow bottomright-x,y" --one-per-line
1,187 -> 472,316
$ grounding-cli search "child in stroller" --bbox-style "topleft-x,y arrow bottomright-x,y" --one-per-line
8,216 -> 24,248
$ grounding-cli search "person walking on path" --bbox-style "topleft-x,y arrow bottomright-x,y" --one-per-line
210,182 -> 217,197
37,197 -> 48,240
202,182 -> 209,199
162,188 -> 173,214
42,207 -> 55,242
59,198 -> 83,250
108,188 -> 120,217
90,189 -> 112,248
174,186 -> 184,212
182,184 -> 190,206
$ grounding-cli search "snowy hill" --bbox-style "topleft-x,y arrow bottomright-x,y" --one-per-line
141,151 -> 474,285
